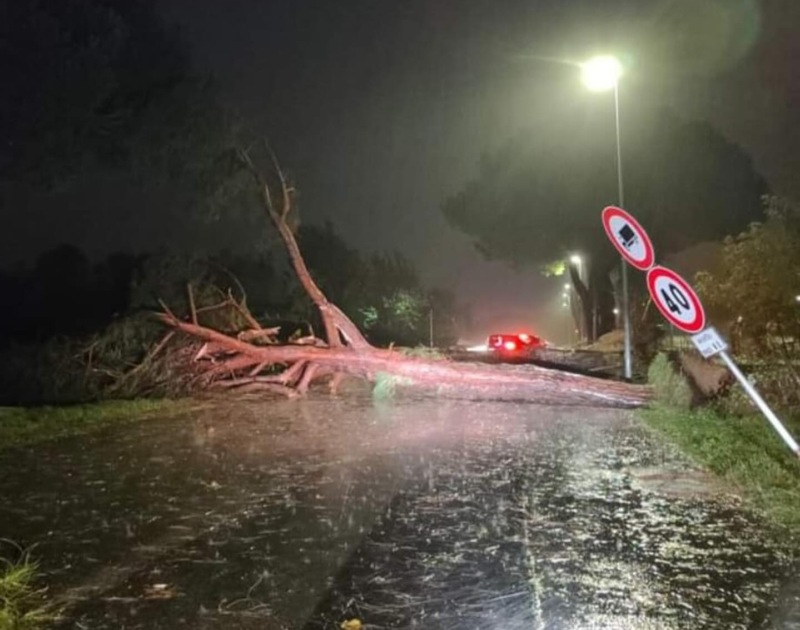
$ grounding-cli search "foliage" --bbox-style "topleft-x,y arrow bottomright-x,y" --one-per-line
0,247 -> 281,403
444,110 -> 764,270
641,405 -> 800,535
0,399 -> 193,450
372,372 -> 413,401
695,197 -> 800,354
129,250 -> 278,315
695,197 -> 800,409
0,544 -> 58,629
647,352 -> 692,410
712,360 -> 800,415
443,108 -> 766,338
0,245 -> 142,345
0,337 -> 92,405
0,0 -> 241,207
294,224 -> 460,347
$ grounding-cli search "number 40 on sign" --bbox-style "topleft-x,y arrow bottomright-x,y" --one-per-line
646,266 -> 706,335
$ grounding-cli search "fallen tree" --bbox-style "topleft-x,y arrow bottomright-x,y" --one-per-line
154,147 -> 651,408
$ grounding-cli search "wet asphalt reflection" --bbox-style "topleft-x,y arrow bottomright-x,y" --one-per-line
0,392 -> 794,629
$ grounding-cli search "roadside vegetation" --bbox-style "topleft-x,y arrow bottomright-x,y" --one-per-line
642,403 -> 800,534
0,399 -> 193,451
0,544 -> 56,630
640,198 -> 800,534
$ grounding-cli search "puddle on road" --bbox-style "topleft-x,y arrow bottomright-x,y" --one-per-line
0,392 -> 795,629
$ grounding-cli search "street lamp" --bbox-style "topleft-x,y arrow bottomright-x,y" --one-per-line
580,54 -> 633,380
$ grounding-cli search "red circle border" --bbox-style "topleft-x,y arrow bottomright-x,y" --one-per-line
602,206 -> 656,271
646,265 -> 706,334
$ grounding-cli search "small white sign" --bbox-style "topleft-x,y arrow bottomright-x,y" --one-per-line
691,326 -> 728,358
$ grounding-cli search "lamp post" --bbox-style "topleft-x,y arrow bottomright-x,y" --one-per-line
581,55 -> 633,380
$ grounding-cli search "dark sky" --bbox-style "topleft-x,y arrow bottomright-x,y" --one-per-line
7,0 -> 800,341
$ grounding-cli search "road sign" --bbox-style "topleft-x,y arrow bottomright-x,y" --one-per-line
691,327 -> 728,358
601,206 -> 655,271
646,266 -> 706,334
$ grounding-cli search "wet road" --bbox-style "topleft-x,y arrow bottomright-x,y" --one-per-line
0,392 -> 795,628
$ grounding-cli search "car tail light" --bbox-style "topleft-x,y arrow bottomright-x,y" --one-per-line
503,340 -> 517,351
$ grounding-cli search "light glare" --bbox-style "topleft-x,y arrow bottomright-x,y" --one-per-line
581,55 -> 623,92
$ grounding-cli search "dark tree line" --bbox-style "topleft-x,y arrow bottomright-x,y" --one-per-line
0,0 -> 236,198
0,231 -> 462,351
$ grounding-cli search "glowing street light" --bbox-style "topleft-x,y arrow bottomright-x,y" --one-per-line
580,55 -> 623,92
580,54 -> 633,380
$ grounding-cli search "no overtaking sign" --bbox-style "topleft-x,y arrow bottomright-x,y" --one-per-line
601,206 -> 655,271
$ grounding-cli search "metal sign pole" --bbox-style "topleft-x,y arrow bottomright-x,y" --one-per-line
614,83 -> 633,381
718,350 -> 800,457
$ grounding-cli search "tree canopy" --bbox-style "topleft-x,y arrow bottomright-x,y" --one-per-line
696,197 -> 800,351
295,222 -> 459,346
0,0 -> 237,198
442,107 -> 767,277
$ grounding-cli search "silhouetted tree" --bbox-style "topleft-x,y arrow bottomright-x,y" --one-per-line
443,108 -> 767,340
0,0 -> 238,202
294,223 -> 458,346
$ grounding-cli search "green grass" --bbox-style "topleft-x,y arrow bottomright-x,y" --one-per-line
372,372 -> 413,401
641,405 -> 800,534
0,398 -> 194,451
0,549 -> 58,630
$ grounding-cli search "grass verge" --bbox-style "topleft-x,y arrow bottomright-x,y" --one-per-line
641,405 -> 800,535
0,546 -> 58,630
0,398 -> 195,451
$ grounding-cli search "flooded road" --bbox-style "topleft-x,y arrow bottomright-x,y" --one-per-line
0,392 -> 795,628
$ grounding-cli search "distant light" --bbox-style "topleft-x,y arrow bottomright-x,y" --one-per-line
504,340 -> 518,351
796,295 -> 800,303
570,254 -> 582,265
581,55 -> 623,92
613,308 -> 619,315
564,283 -> 571,289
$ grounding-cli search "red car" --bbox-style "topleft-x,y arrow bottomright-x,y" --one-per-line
487,333 -> 544,354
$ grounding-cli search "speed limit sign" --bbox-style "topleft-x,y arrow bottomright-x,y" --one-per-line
646,266 -> 706,334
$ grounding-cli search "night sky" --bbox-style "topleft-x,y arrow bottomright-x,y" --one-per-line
5,0 -> 800,341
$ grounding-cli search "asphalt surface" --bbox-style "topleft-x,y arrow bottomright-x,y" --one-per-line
0,391 -> 795,629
